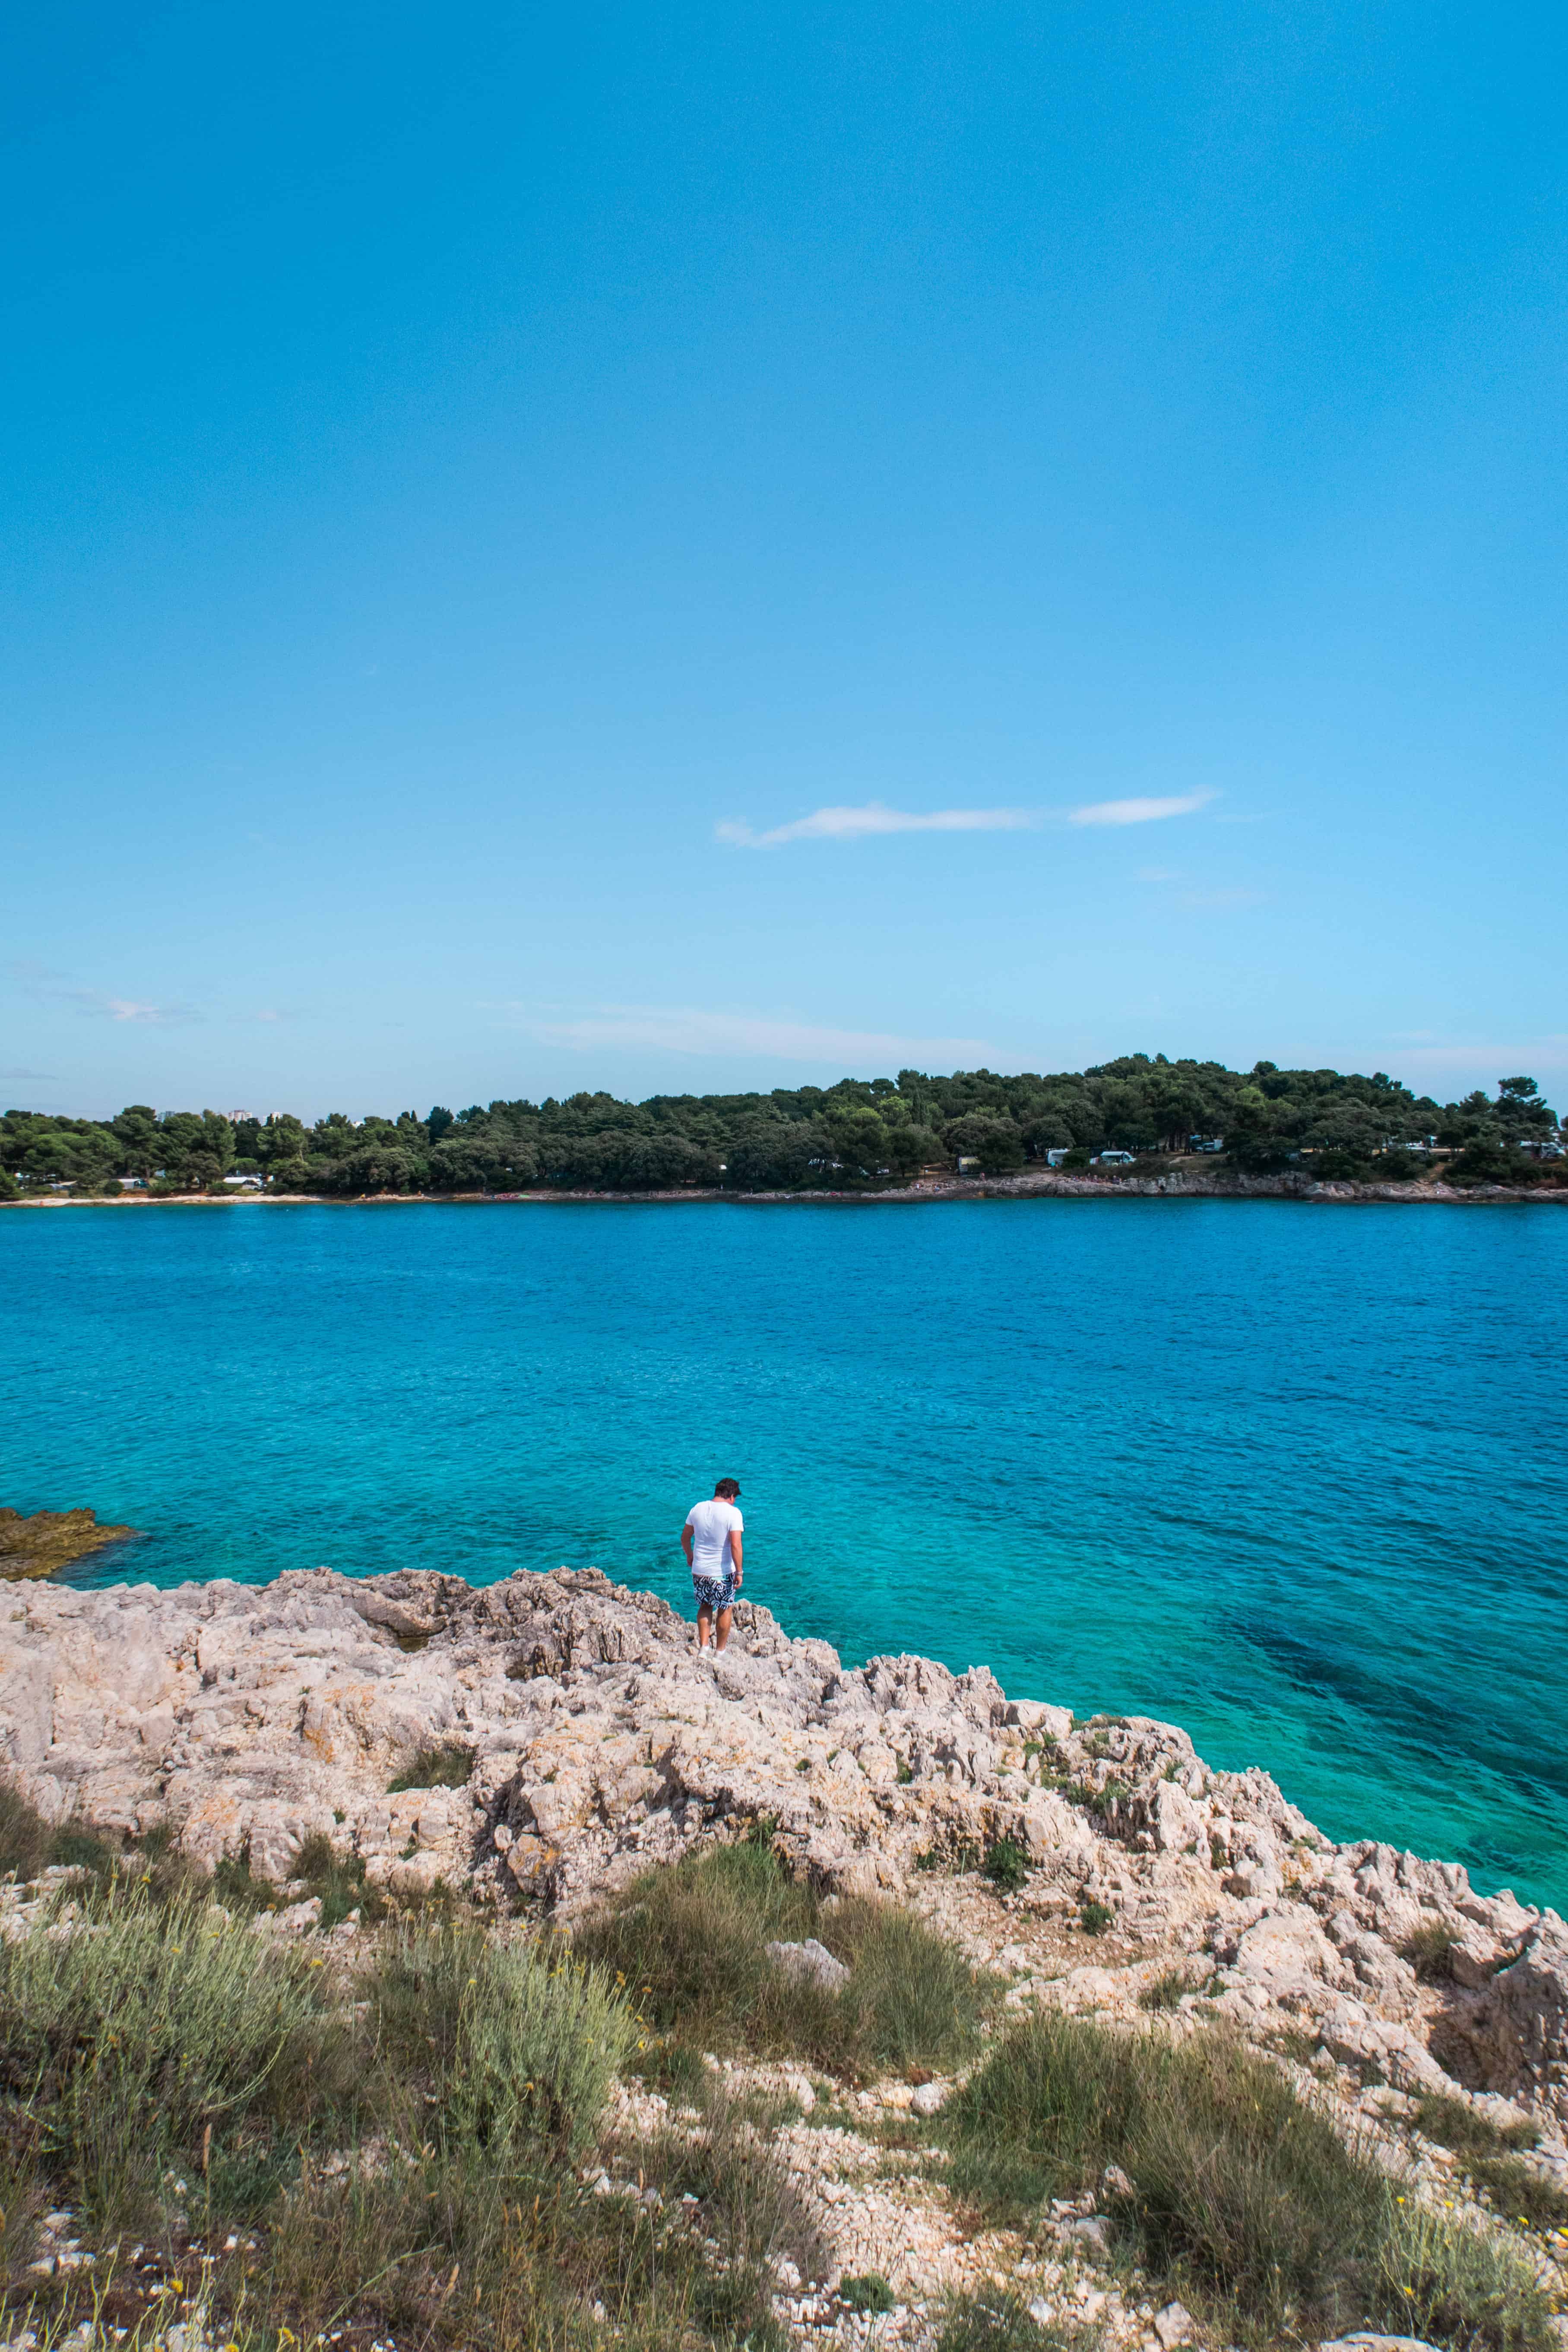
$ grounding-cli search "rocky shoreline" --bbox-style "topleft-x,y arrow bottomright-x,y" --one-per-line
4,1171 -> 1565,1208
4,1561 -> 1565,2142
4,1561 -> 1568,2351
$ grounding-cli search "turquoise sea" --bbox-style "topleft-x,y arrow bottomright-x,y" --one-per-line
2,1199 -> 1565,1910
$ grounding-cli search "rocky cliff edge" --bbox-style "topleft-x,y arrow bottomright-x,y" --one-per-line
3,1562 -> 1565,2149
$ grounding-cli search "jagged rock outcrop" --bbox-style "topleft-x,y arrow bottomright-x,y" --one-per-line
2,1563 -> 1565,2140
0,1504 -> 137,1581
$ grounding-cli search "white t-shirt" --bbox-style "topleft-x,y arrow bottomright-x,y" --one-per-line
686,1497 -> 743,1580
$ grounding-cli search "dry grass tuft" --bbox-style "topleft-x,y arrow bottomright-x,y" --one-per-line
939,2010 -> 1554,2352
574,1832 -> 993,2080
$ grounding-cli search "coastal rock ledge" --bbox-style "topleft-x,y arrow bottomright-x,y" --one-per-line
4,1564 -> 1567,2142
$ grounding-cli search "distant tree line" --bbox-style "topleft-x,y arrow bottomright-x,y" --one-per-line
0,1058 -> 1560,1199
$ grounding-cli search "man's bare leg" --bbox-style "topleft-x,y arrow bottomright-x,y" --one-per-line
696,1603 -> 714,1650
714,1605 -> 733,1652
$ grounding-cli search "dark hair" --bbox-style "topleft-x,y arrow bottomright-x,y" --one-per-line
714,1476 -> 741,1499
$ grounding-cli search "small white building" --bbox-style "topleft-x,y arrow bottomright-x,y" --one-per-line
222,1173 -> 264,1190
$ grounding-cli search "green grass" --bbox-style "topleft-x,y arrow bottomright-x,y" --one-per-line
44,1826 -> 117,1876
386,1741 -> 475,1792
938,2010 -> 1554,2351
934,2290 -> 1103,2352
1416,2094 -> 1539,2157
640,2078 -> 823,2341
209,1846 -> 283,1912
0,1773 -> 121,1885
0,1879 -> 350,2234
370,1918 -> 637,2154
1412,2099 -> 1567,2233
0,1874 -> 738,2352
443,1935 -> 637,2159
1138,1969 -> 1195,2011
573,1836 -> 995,2081
0,1772 -> 52,1880
1079,1899 -> 1113,1936
840,2271 -> 896,2313
291,1830 -> 383,1928
982,1838 -> 1030,1893
1403,1920 -> 1462,1982
1467,2155 -> 1568,2235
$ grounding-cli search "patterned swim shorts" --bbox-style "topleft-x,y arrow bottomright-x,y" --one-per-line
692,1573 -> 737,1614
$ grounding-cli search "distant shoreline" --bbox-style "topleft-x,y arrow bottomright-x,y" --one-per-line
6,1171 -> 1565,1209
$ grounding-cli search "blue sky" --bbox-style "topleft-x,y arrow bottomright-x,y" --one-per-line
3,0 -> 1565,1119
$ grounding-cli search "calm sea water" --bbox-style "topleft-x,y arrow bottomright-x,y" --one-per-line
2,1199 -> 1565,1909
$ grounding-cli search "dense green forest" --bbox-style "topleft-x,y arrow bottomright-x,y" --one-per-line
1,1059 -> 1560,1198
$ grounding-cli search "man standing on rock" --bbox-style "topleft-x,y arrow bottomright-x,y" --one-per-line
682,1476 -> 743,1653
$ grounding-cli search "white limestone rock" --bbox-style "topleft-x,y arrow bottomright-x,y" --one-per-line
765,1937 -> 851,1991
2,1561 -> 1565,2132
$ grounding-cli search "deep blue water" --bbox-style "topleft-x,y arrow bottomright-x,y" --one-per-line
2,1198 -> 1565,1910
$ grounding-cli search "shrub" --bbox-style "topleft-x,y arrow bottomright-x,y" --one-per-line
263,2134 -> 697,2350
574,1839 -> 992,2079
262,1923 -> 660,2350
936,2290 -> 1101,2352
1467,2153 -> 1568,2235
1416,2093 -> 1538,2157
982,1838 -> 1029,1893
48,1826 -> 116,1875
370,1921 -> 635,2159
1403,1920 -> 1460,1982
1139,1969 -> 1194,2012
294,1830 -> 382,1928
836,1895 -> 996,2075
0,1877 -> 696,2352
1377,2187 -> 1561,2345
0,1880 -> 351,2231
1445,1138 -> 1537,1189
0,1772 -> 51,1880
645,2081 -> 823,2300
841,2271 -> 896,2313
939,2010 -> 1553,2348
1079,1898 -> 1113,1936
387,1741 -> 474,1792
452,1944 -> 637,2159
209,1844 -> 282,1912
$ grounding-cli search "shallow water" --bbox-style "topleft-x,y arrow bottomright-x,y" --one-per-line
2,1197 -> 1565,1908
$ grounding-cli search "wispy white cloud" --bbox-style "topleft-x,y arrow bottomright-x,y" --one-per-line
717,801 -> 1037,848
717,791 -> 1223,847
98,997 -> 191,1024
1068,790 -> 1218,827
0,1067 -> 56,1082
6,959 -> 200,1026
491,1001 -> 991,1066
1136,865 -> 1184,883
